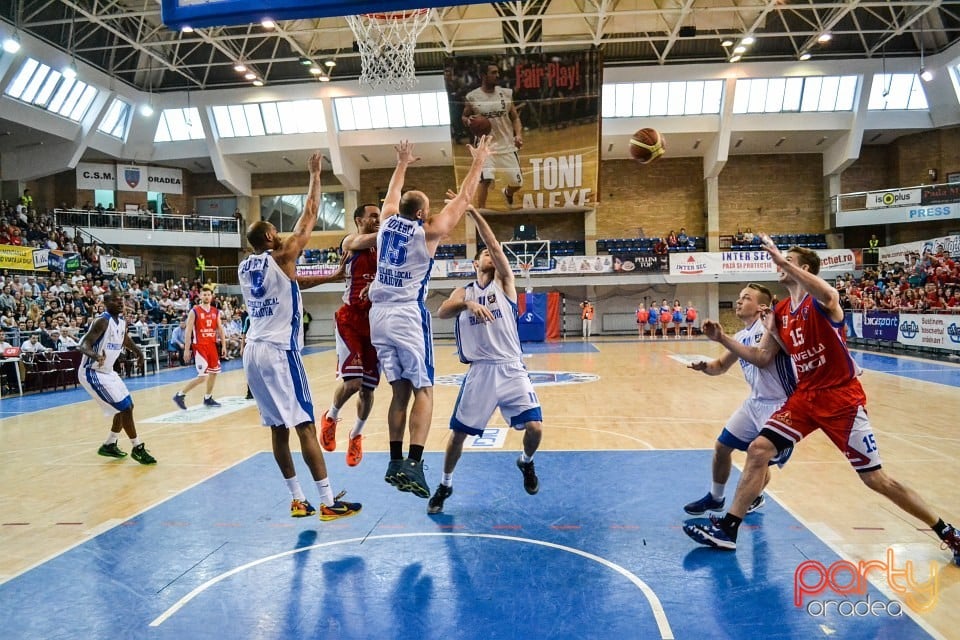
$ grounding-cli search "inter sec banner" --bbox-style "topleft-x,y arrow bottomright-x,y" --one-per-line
671,249 -> 856,276
444,51 -> 600,212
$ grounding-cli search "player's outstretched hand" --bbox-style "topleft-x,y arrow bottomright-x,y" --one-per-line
395,140 -> 421,165
467,135 -> 493,161
307,152 -> 323,174
701,319 -> 725,342
688,360 -> 709,372
465,301 -> 495,323
759,305 -> 776,332
759,233 -> 785,264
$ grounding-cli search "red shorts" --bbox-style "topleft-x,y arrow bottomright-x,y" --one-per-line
334,305 -> 379,388
193,341 -> 221,375
764,380 -> 881,471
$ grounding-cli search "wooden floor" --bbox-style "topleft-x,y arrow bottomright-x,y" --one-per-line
1,336 -> 959,637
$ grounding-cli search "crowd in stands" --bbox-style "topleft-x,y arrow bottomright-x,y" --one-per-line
837,249 -> 960,312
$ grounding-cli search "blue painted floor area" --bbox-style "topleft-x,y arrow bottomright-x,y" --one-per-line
0,451 -> 935,640
520,340 -> 600,353
0,345 -> 333,415
851,350 -> 960,387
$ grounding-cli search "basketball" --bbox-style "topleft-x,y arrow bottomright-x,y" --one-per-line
630,128 -> 666,164
468,115 -> 492,138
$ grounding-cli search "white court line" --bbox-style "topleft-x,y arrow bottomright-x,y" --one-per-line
149,531 -> 675,639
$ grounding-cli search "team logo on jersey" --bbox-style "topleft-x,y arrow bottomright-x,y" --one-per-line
801,306 -> 809,320
487,293 -> 497,304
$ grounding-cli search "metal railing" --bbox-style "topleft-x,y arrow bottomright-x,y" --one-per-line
55,209 -> 240,235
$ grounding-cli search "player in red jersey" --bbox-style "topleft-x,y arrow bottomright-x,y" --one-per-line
684,234 -> 960,564
319,204 -> 381,466
173,285 -> 227,409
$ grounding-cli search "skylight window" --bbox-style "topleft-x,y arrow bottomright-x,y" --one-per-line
154,107 -> 204,142
333,92 -> 450,131
98,98 -> 132,139
3,56 -> 99,122
601,80 -> 723,117
212,99 -> 327,138
733,75 -> 858,113
867,74 -> 929,110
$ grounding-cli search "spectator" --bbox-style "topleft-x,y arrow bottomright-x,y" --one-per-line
667,230 -> 678,248
677,227 -> 688,246
167,320 -> 186,366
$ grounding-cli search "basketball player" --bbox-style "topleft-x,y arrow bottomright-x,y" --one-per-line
238,151 -> 361,522
427,206 -> 543,514
173,284 -> 226,409
78,292 -> 156,465
370,136 -> 492,499
684,235 -> 960,564
462,63 -> 523,208
320,203 -> 382,467
683,284 -> 796,517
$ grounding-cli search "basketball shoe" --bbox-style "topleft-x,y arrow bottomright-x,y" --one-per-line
683,492 -> 725,516
747,494 -> 766,514
172,392 -> 187,410
940,524 -> 960,566
97,442 -> 126,458
384,459 -> 405,488
203,396 -> 221,408
428,484 -> 453,514
683,515 -> 736,551
320,411 -> 338,452
131,444 -> 157,465
346,434 -> 363,467
502,188 -> 514,206
290,498 -> 316,518
516,457 -> 539,495
397,458 -> 430,498
318,491 -> 362,521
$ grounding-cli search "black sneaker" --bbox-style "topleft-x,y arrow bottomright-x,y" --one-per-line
941,524 -> 960,566
384,459 -> 404,488
397,458 -> 430,498
97,442 -> 126,459
131,443 -> 157,465
516,457 -> 539,495
427,484 -> 453,514
747,494 -> 766,514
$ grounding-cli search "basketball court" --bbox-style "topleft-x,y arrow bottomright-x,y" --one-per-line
1,338 -> 958,639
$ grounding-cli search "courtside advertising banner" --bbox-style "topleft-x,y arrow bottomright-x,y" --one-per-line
0,246 -> 39,270
866,188 -> 921,209
861,311 -> 900,341
100,255 -> 137,275
444,51 -> 600,212
879,234 -> 960,263
898,313 -> 960,351
670,250 -> 855,276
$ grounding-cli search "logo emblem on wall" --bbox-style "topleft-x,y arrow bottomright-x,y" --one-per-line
125,167 -> 142,189
899,320 -> 919,339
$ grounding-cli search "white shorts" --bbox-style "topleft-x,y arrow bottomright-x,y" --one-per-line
243,341 -> 314,428
370,303 -> 434,389
79,366 -> 133,416
718,397 -> 792,467
450,360 -> 542,436
481,152 -> 523,188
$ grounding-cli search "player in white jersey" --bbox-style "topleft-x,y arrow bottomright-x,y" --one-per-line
77,292 -> 156,465
370,137 -> 493,499
427,206 -> 543,514
683,283 -> 796,516
462,63 -> 523,208
238,151 -> 360,522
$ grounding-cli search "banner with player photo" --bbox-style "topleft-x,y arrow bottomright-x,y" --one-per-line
444,51 -> 600,212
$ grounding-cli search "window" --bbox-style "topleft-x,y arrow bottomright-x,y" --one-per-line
154,108 -> 204,142
94,190 -> 115,211
260,192 -> 345,232
334,92 -> 450,130
732,75 -> 858,113
601,80 -> 724,117
212,99 -> 327,138
3,57 -> 99,122
867,74 -> 929,110
98,98 -> 132,139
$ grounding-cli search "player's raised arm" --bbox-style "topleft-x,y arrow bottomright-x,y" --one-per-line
382,141 -> 420,221
467,205 -> 515,292
275,152 -> 323,264
760,232 -> 840,316
424,136 -> 492,242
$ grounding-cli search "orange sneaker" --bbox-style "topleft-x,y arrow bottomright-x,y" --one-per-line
320,410 -> 338,452
346,434 -> 363,467
290,498 -> 316,518
318,491 -> 362,521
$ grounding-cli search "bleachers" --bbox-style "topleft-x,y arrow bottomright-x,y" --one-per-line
730,233 -> 827,251
597,236 -> 705,255
434,244 -> 467,259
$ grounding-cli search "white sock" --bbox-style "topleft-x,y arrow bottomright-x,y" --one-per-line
441,472 -> 454,486
105,431 -> 119,445
520,452 -> 533,463
711,482 -> 725,500
349,419 -> 366,439
175,391 -> 185,397
328,405 -> 340,420
285,476 -> 306,501
316,478 -> 334,506
130,437 -> 142,447
204,394 -> 212,400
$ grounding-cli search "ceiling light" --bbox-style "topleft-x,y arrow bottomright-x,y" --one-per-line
817,33 -> 832,43
181,26 -> 194,33
299,56 -> 312,66
252,79 -> 264,87
920,68 -> 933,82
139,104 -> 154,117
318,75 -> 330,82
234,63 -> 247,73
244,72 -> 256,80
2,33 -> 21,54
261,18 -> 275,29
309,66 -> 323,75
733,45 -> 746,54
720,39 -> 733,47
729,55 -> 741,63
324,59 -> 336,67
741,36 -> 755,46
62,63 -> 77,80
799,52 -> 812,61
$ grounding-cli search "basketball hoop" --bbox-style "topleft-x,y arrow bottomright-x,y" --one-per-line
345,9 -> 432,90
518,262 -> 534,293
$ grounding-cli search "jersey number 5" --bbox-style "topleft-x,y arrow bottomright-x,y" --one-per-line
379,230 -> 409,267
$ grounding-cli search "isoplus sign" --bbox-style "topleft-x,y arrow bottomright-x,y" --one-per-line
794,548 -> 939,616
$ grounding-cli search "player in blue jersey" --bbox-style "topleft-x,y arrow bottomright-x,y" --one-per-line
427,205 -> 543,513
369,137 -> 493,499
238,151 -> 360,522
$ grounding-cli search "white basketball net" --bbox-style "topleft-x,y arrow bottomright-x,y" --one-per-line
345,9 -> 433,91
